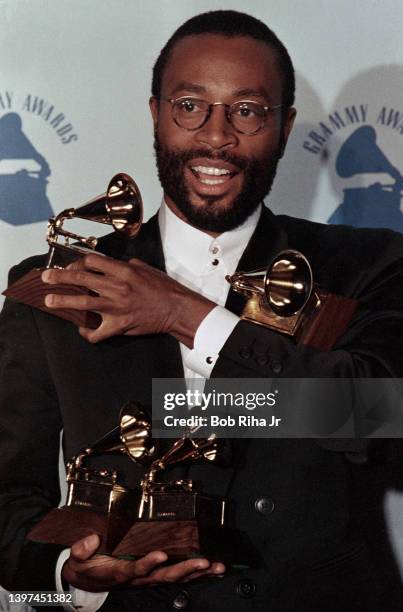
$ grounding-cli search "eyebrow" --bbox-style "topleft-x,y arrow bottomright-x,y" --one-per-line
169,82 -> 271,102
232,87 -> 271,100
170,82 -> 207,96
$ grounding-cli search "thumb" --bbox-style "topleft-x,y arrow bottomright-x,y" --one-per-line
70,534 -> 100,561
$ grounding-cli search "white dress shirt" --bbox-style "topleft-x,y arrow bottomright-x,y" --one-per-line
57,201 -> 261,610
159,200 -> 261,378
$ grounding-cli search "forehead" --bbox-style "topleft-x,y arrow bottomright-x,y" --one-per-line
161,34 -> 283,102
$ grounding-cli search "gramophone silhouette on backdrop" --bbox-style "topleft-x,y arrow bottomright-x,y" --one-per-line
328,125 -> 403,232
0,112 -> 53,225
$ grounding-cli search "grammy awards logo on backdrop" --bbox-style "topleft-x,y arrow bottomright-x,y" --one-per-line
328,125 -> 403,231
0,91 -> 78,226
303,104 -> 403,233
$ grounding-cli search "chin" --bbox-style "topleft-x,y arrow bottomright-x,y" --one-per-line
189,195 -> 236,212
177,196 -> 260,233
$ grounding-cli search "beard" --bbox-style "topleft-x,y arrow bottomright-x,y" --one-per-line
154,135 -> 281,233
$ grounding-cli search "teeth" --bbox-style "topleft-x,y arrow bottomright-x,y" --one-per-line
192,165 -> 231,176
199,177 -> 227,185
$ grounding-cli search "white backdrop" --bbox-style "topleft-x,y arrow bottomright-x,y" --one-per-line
0,0 -> 402,591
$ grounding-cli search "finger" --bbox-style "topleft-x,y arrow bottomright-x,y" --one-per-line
78,325 -> 105,343
79,319 -> 140,343
70,534 -> 101,561
180,562 -> 226,583
63,550 -> 169,592
42,268 -> 106,293
130,551 -> 168,577
130,557 -> 210,587
155,557 -> 211,581
44,292 -> 105,311
209,561 -> 225,574
78,318 -> 126,343
83,253 -> 132,275
66,257 -> 87,271
127,257 -> 147,268
75,551 -> 168,585
42,268 -> 81,285
66,251 -> 108,270
43,268 -> 129,306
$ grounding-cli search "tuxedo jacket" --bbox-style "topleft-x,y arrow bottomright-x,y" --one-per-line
0,207 -> 402,611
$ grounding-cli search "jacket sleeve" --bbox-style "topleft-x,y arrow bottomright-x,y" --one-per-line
213,236 -> 403,380
212,235 -> 403,440
0,264 -> 65,590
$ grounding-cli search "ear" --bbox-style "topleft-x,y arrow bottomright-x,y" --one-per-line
149,96 -> 159,130
279,107 -> 297,157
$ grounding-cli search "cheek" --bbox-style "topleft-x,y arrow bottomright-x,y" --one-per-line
156,111 -> 190,148
156,124 -> 193,152
251,132 -> 283,160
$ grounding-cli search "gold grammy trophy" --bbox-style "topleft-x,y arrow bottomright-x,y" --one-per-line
3,173 -> 143,329
27,403 -> 241,563
227,249 -> 359,351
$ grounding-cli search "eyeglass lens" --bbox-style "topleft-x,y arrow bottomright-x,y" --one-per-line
172,98 -> 267,134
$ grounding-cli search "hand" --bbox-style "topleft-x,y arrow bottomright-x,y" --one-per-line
41,254 -> 215,346
62,534 -> 225,592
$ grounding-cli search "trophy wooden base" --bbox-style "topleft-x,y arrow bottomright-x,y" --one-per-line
27,508 -> 255,567
27,505 -> 134,554
3,268 -> 101,329
241,290 -> 358,351
113,519 -> 255,567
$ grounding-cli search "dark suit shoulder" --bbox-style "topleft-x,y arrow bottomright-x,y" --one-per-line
7,254 -> 48,284
277,212 -> 402,249
273,212 -> 403,272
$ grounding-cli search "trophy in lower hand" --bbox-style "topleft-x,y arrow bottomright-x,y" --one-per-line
27,402 -> 155,554
112,429 -> 231,562
28,402 -> 250,565
3,173 -> 143,329
227,249 -> 358,351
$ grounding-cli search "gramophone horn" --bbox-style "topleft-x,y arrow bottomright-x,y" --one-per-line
44,172 -> 143,269
119,402 -> 159,464
73,173 -> 143,237
267,250 -> 313,316
82,401 -> 159,465
227,249 -> 313,317
153,434 -> 225,471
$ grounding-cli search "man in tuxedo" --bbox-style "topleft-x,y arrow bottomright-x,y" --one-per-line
0,9 -> 402,612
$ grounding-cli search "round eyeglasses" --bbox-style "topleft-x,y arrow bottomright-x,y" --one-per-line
163,96 -> 283,135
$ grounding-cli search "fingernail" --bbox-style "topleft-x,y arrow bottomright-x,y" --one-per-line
41,270 -> 51,282
196,559 -> 210,570
83,534 -> 99,549
44,295 -> 54,307
152,551 -> 167,563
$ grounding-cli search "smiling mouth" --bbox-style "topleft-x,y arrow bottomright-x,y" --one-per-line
190,164 -> 236,185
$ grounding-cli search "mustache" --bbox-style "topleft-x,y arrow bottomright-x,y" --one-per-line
154,142 -> 249,171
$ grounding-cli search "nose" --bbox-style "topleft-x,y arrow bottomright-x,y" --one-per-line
196,104 -> 239,150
